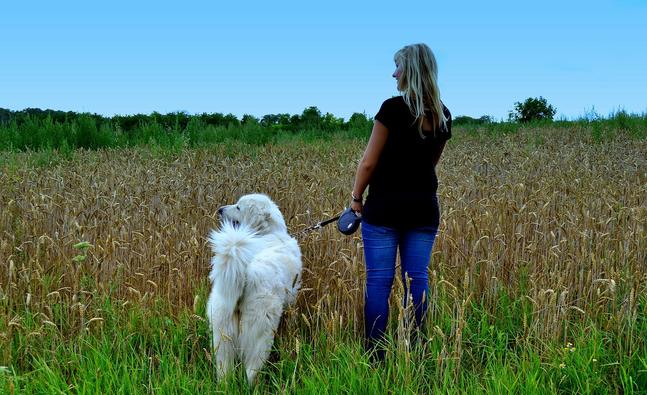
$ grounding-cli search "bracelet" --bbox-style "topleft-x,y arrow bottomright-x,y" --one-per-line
351,192 -> 363,203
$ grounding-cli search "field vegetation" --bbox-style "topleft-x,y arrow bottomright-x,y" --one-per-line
0,115 -> 646,393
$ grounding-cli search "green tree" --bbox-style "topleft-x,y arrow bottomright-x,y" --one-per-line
321,112 -> 344,131
241,114 -> 259,125
0,108 -> 11,124
454,115 -> 494,126
510,96 -> 556,122
347,112 -> 372,130
300,106 -> 322,130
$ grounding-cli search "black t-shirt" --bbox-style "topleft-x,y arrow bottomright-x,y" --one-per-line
362,96 -> 452,229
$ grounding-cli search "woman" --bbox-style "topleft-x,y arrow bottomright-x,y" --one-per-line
350,43 -> 452,359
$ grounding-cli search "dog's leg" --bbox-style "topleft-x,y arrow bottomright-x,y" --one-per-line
207,297 -> 239,380
238,293 -> 283,384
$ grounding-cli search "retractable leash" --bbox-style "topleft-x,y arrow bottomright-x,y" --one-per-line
298,208 -> 362,236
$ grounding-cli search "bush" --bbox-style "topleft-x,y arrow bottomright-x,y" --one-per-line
509,97 -> 556,122
454,115 -> 493,126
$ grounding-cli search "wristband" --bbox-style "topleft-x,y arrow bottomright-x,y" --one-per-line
352,192 -> 363,203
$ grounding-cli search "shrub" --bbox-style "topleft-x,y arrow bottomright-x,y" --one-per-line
509,97 -> 556,122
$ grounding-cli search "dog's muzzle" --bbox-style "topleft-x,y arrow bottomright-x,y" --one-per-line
217,207 -> 241,228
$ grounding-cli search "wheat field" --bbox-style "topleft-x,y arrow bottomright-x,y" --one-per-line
1,127 -> 646,393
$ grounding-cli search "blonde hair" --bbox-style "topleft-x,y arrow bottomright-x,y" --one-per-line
394,43 -> 446,137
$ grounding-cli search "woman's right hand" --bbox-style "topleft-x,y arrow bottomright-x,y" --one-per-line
350,200 -> 363,215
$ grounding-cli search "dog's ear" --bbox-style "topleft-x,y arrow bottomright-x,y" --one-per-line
268,202 -> 288,229
250,211 -> 275,235
240,204 -> 268,233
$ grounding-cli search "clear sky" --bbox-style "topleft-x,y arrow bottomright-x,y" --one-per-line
2,0 -> 646,121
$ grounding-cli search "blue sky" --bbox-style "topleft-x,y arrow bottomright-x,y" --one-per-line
2,0 -> 646,121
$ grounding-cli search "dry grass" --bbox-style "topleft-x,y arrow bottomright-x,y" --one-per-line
1,128 -> 646,365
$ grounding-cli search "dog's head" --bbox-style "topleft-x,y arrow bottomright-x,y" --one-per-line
217,194 -> 287,235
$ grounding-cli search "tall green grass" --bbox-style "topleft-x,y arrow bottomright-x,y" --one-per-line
2,291 -> 645,394
452,110 -> 647,140
0,114 -> 374,152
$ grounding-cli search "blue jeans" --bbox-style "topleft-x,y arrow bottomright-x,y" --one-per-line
361,221 -> 438,356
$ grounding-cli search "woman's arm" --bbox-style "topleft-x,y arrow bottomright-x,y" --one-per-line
351,120 -> 389,212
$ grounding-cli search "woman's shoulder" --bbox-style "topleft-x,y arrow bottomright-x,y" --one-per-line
376,96 -> 407,127
377,96 -> 407,117
382,95 -> 405,107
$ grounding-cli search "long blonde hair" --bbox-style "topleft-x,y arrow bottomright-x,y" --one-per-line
394,43 -> 446,137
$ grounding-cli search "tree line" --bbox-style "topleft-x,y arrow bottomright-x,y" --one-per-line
0,96 -> 561,132
0,106 -> 375,133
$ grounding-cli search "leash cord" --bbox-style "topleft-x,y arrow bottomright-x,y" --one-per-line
299,214 -> 341,234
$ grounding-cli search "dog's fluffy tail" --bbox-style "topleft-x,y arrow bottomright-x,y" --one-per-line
207,221 -> 260,299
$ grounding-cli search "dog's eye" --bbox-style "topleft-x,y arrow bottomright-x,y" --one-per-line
236,205 -> 240,210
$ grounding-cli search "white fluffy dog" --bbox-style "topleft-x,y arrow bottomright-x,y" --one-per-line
206,194 -> 302,383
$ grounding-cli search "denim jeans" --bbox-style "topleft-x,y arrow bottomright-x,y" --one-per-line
361,220 -> 438,357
